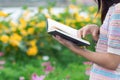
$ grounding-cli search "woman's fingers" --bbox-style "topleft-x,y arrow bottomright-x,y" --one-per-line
82,28 -> 88,38
92,29 -> 99,41
54,35 -> 64,44
53,35 -> 75,48
53,35 -> 68,45
77,29 -> 83,38
77,26 -> 90,38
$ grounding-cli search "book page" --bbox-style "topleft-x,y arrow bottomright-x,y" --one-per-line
47,18 -> 78,37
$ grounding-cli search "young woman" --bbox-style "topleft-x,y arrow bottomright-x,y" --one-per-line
53,0 -> 120,80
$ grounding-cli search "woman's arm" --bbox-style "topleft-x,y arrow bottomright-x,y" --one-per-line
70,45 -> 120,70
54,36 -> 120,70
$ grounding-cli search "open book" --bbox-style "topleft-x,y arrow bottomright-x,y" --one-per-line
47,18 -> 90,46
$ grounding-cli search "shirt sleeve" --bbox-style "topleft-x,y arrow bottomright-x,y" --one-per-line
107,4 -> 120,55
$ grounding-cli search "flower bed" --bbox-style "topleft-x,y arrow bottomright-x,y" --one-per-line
0,4 -> 100,58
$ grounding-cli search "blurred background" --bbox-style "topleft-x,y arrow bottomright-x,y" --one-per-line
0,0 -> 100,80
0,0 -> 94,7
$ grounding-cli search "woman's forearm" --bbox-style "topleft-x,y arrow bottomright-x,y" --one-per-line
53,35 -> 120,70
69,46 -> 120,70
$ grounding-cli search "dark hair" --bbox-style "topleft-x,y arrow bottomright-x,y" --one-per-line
95,0 -> 120,23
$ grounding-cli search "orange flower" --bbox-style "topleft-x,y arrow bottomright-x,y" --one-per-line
27,46 -> 38,56
0,11 -> 8,17
19,18 -> 27,28
27,28 -> 34,34
29,40 -> 37,46
0,35 -> 9,43
9,33 -> 22,46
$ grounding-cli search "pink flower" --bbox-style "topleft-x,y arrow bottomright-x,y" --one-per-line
0,52 -> 4,57
41,62 -> 54,74
0,60 -> 5,65
32,73 -> 45,80
44,65 -> 54,74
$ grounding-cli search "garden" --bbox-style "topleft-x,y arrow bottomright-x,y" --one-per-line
0,1 -> 101,80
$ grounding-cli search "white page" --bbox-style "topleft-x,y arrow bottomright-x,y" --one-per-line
47,18 -> 78,37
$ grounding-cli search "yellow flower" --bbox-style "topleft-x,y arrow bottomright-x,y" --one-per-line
0,30 -> 2,34
74,12 -> 84,22
71,24 -> 76,28
30,21 -> 36,26
36,21 -> 46,28
0,11 -> 8,17
29,40 -> 37,46
27,27 -> 34,34
19,18 -> 27,28
69,4 -> 78,10
23,10 -> 30,17
65,19 -> 72,25
21,29 -> 28,36
9,33 -> 22,46
69,4 -> 79,12
10,21 -> 17,27
85,17 -> 91,22
0,35 -> 9,43
9,40 -> 19,47
9,21 -> 18,32
45,14 -> 51,18
12,33 -> 22,41
89,6 -> 95,12
93,13 -> 97,17
3,26 -> 10,33
27,46 -> 38,56
93,19 -> 97,23
11,27 -> 17,32
76,15 -> 84,22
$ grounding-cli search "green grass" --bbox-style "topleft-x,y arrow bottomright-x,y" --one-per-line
0,52 -> 89,80
45,63 -> 89,80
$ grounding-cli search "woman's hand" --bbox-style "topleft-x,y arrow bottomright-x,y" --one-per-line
77,24 -> 99,41
53,35 -> 80,50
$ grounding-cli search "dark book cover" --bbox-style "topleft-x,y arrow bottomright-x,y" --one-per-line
48,30 -> 90,46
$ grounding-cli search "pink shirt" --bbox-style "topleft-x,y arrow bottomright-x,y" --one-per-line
90,4 -> 120,80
